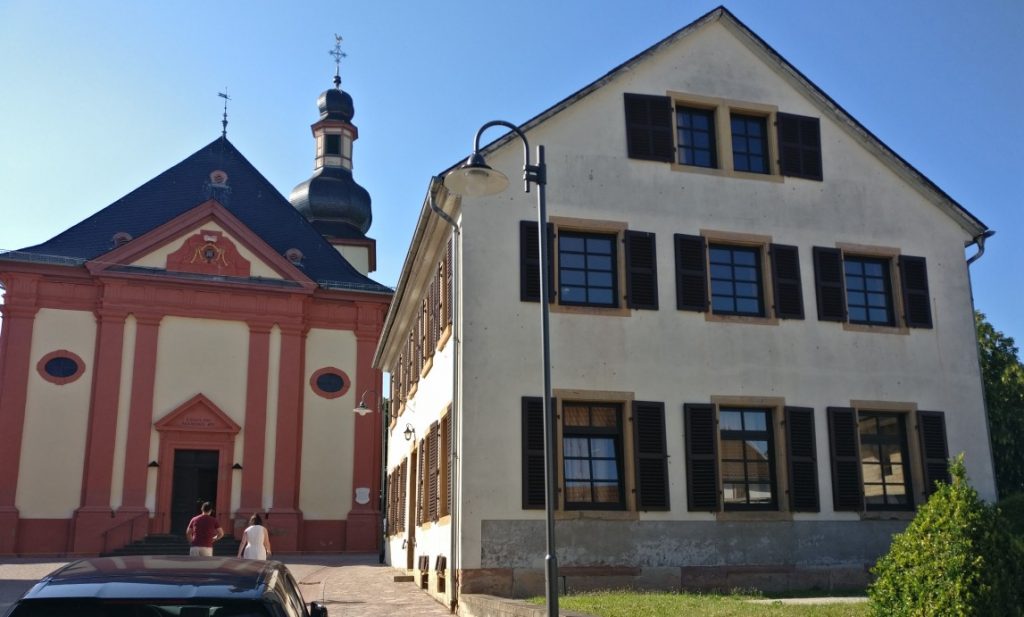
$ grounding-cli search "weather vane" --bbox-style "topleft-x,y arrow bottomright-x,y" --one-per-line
329,34 -> 346,88
218,88 -> 231,138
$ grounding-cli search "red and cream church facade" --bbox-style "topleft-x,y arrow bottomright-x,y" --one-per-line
0,77 -> 391,555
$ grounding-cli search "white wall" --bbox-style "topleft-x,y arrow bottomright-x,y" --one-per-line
447,21 -> 991,568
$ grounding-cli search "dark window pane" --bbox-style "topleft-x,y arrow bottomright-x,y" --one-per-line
315,372 -> 344,393
845,256 -> 893,325
709,245 -> 763,317
731,114 -> 769,174
559,231 -> 618,307
711,297 -> 735,313
561,253 -> 585,269
677,106 -> 718,168
561,270 -> 586,286
44,357 -> 79,378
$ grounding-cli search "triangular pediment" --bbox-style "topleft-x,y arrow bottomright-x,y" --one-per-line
85,199 -> 316,290
155,394 -> 241,434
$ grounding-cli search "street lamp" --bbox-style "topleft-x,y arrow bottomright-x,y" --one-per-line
444,120 -> 558,617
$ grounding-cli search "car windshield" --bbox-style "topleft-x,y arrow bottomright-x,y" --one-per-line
7,600 -> 271,617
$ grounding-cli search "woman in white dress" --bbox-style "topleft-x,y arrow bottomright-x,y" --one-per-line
237,513 -> 272,560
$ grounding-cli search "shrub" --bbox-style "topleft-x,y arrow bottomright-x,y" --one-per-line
998,492 -> 1024,539
868,454 -> 1024,617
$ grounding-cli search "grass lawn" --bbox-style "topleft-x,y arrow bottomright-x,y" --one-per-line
530,591 -> 870,617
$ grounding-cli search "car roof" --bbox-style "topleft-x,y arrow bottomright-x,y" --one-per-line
22,556 -> 282,601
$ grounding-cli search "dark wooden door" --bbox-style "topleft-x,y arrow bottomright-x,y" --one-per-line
170,449 -> 219,534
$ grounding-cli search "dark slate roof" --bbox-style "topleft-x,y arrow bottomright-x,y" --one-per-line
5,137 -> 391,294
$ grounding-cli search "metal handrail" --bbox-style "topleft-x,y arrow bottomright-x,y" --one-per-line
101,511 -> 150,552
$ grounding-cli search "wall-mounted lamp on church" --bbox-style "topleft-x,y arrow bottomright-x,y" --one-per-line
403,424 -> 415,442
147,461 -> 159,468
353,389 -> 379,416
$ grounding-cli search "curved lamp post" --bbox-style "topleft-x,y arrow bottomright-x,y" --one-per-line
444,120 -> 558,617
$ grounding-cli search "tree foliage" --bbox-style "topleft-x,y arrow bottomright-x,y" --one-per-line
869,455 -> 1024,617
975,311 -> 1024,497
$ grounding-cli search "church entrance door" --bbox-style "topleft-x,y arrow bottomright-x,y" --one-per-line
170,449 -> 220,534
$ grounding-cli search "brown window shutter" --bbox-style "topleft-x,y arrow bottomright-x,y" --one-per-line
408,334 -> 418,384
917,410 -> 950,496
623,93 -> 674,162
899,255 -> 933,328
521,397 -> 547,509
396,354 -> 404,401
625,231 -> 659,310
827,407 -> 863,511
443,408 -> 453,516
684,403 -> 718,511
632,401 -> 669,510
429,422 -> 440,521
785,406 -> 819,512
770,244 -> 805,319
519,220 -> 555,303
430,277 -> 440,351
444,238 -> 453,326
674,234 -> 708,312
419,438 -> 428,524
813,247 -> 846,322
398,459 -> 407,533
777,112 -> 823,181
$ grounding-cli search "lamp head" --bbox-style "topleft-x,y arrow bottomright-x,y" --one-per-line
403,423 -> 416,442
444,152 -> 509,198
353,401 -> 372,416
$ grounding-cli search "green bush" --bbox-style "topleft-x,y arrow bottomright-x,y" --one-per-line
998,492 -> 1024,539
868,454 -> 1024,617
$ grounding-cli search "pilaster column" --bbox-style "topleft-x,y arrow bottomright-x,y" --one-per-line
0,275 -> 40,554
270,322 -> 305,550
118,313 -> 162,512
73,308 -> 127,553
240,321 -> 272,512
346,301 -> 385,552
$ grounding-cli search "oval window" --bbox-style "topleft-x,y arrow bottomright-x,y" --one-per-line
309,367 -> 350,399
316,372 -> 344,393
44,357 -> 79,378
37,350 -> 86,385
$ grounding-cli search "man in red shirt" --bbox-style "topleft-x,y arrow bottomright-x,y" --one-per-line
186,502 -> 224,556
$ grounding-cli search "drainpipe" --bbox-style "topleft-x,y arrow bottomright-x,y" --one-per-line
965,229 -> 998,498
428,177 -> 461,611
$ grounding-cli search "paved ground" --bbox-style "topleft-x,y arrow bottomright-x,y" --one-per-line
0,554 -> 452,617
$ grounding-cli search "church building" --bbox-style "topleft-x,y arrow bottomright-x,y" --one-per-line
0,67 -> 391,555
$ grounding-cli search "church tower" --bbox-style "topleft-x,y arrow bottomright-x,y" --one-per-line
289,36 -> 376,275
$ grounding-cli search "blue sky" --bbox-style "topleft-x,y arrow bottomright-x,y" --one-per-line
1,1 -> 1021,345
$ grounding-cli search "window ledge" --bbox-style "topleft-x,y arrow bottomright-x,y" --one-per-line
716,510 -> 793,522
555,510 -> 639,522
842,322 -> 909,336
706,313 -> 779,327
551,304 -> 631,318
420,356 -> 433,379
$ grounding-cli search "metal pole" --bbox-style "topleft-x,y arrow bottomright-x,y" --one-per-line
535,144 -> 559,617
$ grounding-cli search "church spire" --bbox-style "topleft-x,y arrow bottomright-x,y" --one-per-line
288,35 -> 372,237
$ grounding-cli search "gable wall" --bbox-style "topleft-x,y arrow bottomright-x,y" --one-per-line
452,20 -> 990,571
130,221 -> 284,280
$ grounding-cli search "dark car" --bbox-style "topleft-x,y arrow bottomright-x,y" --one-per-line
4,556 -> 328,617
